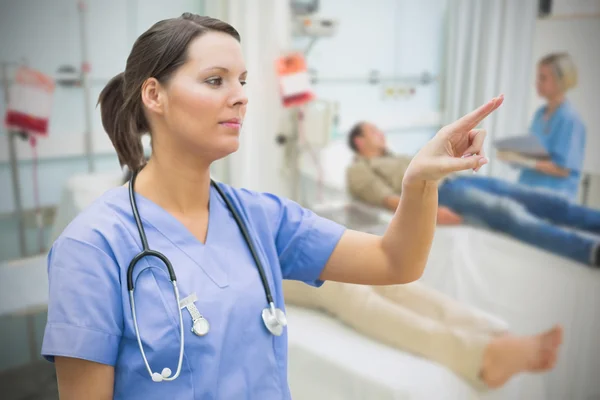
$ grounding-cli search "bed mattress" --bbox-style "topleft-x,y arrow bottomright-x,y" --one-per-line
286,304 -> 526,400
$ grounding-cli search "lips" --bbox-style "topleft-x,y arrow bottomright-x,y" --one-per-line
220,118 -> 241,124
219,118 -> 242,129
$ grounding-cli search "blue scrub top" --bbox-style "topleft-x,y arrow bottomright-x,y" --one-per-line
41,183 -> 346,399
518,100 -> 586,199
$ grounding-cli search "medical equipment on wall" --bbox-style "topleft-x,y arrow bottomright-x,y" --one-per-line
300,99 -> 339,148
2,63 -> 55,257
127,170 -> 288,383
292,16 -> 339,38
276,99 -> 339,204
276,52 -> 315,108
291,0 -> 320,15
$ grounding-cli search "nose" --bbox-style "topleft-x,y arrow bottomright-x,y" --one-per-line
228,82 -> 248,108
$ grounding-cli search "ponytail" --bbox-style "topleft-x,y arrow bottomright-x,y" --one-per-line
97,14 -> 242,172
97,72 -> 146,171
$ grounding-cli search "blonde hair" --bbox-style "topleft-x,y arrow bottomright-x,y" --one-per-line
539,53 -> 578,92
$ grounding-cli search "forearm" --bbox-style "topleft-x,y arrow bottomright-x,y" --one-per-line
502,151 -> 570,177
535,160 -> 570,177
381,181 -> 438,282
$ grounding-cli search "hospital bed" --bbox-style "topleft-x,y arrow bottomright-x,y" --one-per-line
296,191 -> 600,399
3,172 -> 600,399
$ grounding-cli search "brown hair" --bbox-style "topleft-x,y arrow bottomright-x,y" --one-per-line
539,52 -> 578,92
98,13 -> 240,171
347,122 -> 365,152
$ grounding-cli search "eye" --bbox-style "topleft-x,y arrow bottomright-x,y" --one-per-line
240,80 -> 247,86
206,77 -> 222,86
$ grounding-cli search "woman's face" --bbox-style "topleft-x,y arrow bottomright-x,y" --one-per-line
153,31 -> 248,162
536,63 -> 562,99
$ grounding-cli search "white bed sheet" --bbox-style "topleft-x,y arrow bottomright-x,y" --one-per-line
287,225 -> 600,400
287,304 -> 532,400
420,226 -> 600,400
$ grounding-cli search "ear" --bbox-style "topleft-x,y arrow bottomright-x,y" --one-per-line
141,77 -> 164,115
354,136 -> 364,150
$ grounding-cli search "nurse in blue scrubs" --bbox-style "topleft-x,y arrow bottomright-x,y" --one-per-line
501,53 -> 586,199
40,13 -> 504,400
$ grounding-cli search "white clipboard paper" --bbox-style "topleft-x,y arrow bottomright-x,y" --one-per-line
494,135 -> 550,159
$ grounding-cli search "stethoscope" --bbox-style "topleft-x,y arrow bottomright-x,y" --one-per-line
127,170 -> 287,383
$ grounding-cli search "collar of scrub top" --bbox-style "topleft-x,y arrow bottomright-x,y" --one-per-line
126,169 -> 288,383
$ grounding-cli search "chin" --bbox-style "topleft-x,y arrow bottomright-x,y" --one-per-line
213,137 -> 240,160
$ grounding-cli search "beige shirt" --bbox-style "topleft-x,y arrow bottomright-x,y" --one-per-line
346,152 -> 413,207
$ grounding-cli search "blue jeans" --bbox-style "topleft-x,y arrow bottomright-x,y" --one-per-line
438,176 -> 600,265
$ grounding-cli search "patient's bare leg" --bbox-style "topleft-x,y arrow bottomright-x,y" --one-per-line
372,281 -> 509,334
481,325 -> 562,388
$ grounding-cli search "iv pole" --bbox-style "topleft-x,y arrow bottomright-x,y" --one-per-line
2,61 -> 27,258
78,0 -> 95,173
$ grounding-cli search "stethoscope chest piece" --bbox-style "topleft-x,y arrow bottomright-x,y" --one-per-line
192,317 -> 210,337
262,304 -> 287,336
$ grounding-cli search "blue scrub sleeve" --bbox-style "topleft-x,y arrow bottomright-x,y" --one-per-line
551,119 -> 585,171
42,237 -> 123,366
258,193 -> 346,286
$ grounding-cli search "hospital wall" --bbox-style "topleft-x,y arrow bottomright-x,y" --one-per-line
296,0 -> 447,196
0,0 -> 205,262
0,0 -> 446,261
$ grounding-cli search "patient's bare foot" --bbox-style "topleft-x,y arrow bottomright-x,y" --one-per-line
481,325 -> 563,388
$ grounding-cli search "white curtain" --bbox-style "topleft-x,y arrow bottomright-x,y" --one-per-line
442,0 -> 538,178
204,0 -> 292,195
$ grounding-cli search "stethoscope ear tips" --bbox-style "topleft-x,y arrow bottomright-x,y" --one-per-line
151,368 -> 172,382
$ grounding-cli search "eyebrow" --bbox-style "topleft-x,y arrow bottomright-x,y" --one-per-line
203,66 -> 248,76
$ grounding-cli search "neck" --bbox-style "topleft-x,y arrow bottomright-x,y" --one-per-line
360,148 -> 385,159
135,152 -> 212,215
546,94 -> 565,114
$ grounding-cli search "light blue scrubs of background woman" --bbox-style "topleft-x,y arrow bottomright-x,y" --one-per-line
516,53 -> 586,199
40,13 -> 504,400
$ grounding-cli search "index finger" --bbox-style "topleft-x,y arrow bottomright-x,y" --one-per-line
449,94 -> 504,131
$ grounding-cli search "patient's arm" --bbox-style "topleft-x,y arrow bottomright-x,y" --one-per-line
437,206 -> 463,225
382,195 -> 401,212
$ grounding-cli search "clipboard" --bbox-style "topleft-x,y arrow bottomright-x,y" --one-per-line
494,135 -> 550,159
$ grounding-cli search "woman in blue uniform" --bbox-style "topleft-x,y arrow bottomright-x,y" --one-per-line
500,53 -> 586,199
41,14 -> 503,399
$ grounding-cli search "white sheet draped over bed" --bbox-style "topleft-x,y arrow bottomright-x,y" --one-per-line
420,226 -> 600,400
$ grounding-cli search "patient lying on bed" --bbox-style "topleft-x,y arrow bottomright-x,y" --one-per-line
345,121 -> 600,267
283,279 -> 562,390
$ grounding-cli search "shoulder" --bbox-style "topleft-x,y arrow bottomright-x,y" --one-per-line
214,182 -> 286,213
51,187 -> 130,259
533,105 -> 546,119
560,101 -> 585,127
212,182 -> 297,230
212,182 -> 332,235
346,157 -> 371,177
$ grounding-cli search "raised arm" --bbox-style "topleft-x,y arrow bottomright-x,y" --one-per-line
320,95 -> 504,285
